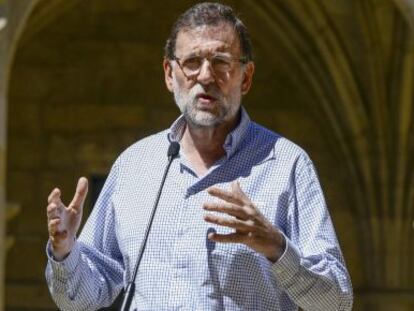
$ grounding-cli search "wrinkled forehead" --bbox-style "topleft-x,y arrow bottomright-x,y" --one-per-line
175,22 -> 241,57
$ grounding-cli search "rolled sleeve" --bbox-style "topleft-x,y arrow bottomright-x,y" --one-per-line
271,237 -> 301,283
46,239 -> 81,281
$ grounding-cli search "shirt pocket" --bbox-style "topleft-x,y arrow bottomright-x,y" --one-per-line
214,241 -> 256,255
204,223 -> 256,256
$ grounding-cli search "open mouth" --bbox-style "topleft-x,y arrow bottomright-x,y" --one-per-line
196,93 -> 218,104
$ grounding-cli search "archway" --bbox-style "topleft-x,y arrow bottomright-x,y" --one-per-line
3,0 -> 414,309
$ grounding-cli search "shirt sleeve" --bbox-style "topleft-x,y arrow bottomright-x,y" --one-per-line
45,159 -> 124,311
271,153 -> 353,311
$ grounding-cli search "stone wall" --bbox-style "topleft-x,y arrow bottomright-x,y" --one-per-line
1,1 -> 41,309
3,0 -> 414,310
5,1 -> 177,309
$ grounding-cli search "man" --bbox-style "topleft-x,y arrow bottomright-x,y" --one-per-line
46,2 -> 353,310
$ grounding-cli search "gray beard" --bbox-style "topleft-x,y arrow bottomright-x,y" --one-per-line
172,78 -> 241,128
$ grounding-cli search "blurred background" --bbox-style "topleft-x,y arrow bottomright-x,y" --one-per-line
0,0 -> 413,310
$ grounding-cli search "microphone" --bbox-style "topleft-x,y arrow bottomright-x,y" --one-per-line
120,141 -> 180,311
167,141 -> 180,161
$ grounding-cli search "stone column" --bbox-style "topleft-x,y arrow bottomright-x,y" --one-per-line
0,1 -> 38,309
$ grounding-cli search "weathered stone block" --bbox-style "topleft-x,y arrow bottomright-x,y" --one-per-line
7,135 -> 41,170
45,133 -> 75,169
6,170 -> 37,206
7,100 -> 41,135
5,235 -> 47,281
43,104 -> 146,131
5,282 -> 55,309
8,66 -> 55,101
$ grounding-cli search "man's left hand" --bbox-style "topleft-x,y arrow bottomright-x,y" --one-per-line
203,181 -> 286,263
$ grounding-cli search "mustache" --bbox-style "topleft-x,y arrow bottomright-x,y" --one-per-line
190,84 -> 223,101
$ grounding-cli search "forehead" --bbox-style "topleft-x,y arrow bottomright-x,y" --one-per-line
175,23 -> 240,56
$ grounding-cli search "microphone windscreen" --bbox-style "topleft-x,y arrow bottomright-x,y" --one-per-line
168,141 -> 180,158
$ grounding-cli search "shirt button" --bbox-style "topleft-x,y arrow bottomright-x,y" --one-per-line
176,257 -> 188,269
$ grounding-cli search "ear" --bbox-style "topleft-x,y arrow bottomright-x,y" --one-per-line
163,58 -> 174,93
241,62 -> 255,95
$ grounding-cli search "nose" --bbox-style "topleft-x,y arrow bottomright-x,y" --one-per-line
196,59 -> 215,85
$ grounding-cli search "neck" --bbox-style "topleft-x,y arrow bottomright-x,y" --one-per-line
181,112 -> 240,172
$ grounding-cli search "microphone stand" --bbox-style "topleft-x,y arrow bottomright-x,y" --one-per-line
120,142 -> 180,311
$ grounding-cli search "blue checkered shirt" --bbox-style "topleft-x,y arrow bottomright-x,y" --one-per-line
46,108 -> 353,310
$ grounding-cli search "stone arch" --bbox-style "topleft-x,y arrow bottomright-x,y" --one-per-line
1,1 -> 42,308
1,0 -> 83,308
242,1 -> 414,308
2,0 -> 414,310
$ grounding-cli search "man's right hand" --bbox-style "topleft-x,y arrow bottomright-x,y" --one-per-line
47,177 -> 88,261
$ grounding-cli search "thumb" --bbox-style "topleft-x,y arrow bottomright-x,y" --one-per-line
69,177 -> 88,212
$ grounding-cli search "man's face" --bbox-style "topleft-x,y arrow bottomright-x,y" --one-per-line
164,22 -> 254,128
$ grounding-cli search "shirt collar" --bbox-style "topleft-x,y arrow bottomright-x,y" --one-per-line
168,107 -> 251,159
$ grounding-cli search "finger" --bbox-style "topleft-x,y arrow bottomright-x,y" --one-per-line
230,181 -> 264,218
48,219 -> 69,242
203,202 -> 248,220
48,188 -> 62,204
69,177 -> 88,212
48,218 -> 61,236
203,214 -> 256,233
207,231 -> 247,244
231,181 -> 248,200
47,202 -> 63,220
207,186 -> 245,206
49,230 -> 68,244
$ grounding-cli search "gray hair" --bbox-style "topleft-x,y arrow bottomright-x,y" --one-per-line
164,2 -> 253,62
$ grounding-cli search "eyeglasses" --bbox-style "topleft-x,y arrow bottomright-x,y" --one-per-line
173,54 -> 247,81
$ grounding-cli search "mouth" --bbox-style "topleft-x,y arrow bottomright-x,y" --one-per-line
196,93 -> 218,106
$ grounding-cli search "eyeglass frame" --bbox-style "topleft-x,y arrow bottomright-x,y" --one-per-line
171,54 -> 248,81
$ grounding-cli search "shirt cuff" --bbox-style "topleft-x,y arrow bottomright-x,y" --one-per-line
46,239 -> 81,280
271,235 -> 301,285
